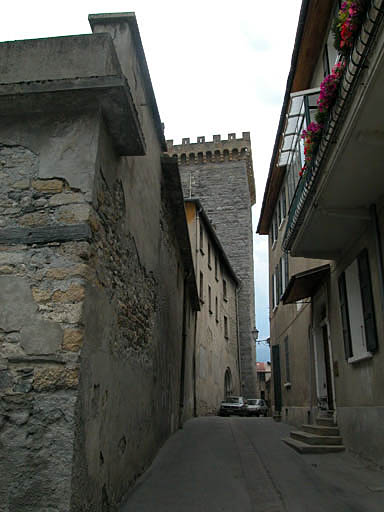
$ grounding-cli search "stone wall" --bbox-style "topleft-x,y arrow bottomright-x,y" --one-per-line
176,160 -> 257,397
0,141 -> 91,511
0,15 -> 198,511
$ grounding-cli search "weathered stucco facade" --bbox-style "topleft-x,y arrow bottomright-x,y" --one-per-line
258,0 -> 384,465
167,135 -> 257,397
185,199 -> 240,415
0,13 -> 199,511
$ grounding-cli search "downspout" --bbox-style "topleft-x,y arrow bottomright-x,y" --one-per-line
235,283 -> 242,395
193,206 -> 202,416
179,275 -> 188,428
371,204 -> 384,315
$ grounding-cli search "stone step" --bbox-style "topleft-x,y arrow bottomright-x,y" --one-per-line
282,437 -> 345,454
291,430 -> 343,446
302,424 -> 340,436
316,417 -> 336,427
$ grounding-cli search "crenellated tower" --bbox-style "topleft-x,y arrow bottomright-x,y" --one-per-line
167,132 -> 257,397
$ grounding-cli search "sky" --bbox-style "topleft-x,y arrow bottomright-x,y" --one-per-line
0,0 -> 302,362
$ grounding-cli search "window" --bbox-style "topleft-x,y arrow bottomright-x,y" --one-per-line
215,296 -> 219,323
224,316 -> 229,339
281,187 -> 287,218
208,243 -> 211,268
279,253 -> 289,300
215,254 -> 218,281
199,272 -> 204,302
284,337 -> 291,382
208,285 -> 212,313
199,222 -> 204,253
271,212 -> 278,246
338,249 -> 378,362
272,271 -> 277,310
223,279 -> 227,301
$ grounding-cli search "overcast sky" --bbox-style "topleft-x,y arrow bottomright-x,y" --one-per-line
1,0 -> 302,362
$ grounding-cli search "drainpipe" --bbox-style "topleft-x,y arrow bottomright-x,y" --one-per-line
179,275 -> 188,428
371,204 -> 384,315
235,283 -> 242,395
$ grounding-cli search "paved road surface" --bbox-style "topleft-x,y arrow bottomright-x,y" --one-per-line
120,417 -> 384,512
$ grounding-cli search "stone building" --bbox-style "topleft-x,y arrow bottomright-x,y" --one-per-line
167,134 -> 257,397
0,13 -> 200,511
184,198 -> 241,414
258,0 -> 384,462
255,362 -> 271,403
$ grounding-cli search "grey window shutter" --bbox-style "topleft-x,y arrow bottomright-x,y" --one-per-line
285,254 -> 289,291
276,264 -> 280,304
358,249 -> 378,353
338,272 -> 353,359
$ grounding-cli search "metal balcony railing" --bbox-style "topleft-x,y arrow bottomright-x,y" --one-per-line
282,0 -> 384,252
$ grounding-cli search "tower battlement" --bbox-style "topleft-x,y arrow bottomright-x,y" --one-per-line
166,132 -> 255,204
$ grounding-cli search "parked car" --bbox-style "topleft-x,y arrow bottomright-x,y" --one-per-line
246,399 -> 268,417
219,396 -> 247,416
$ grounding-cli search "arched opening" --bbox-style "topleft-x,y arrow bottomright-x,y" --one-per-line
224,368 -> 233,398
181,153 -> 187,164
240,147 -> 248,157
206,151 -> 212,162
223,149 -> 229,161
198,152 -> 204,163
232,148 -> 239,160
189,152 -> 195,164
214,150 -> 221,162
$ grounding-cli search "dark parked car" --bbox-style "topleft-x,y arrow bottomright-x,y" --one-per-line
246,398 -> 268,417
219,396 -> 247,416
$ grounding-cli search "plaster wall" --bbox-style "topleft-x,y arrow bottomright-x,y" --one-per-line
180,161 -> 256,396
325,203 -> 384,465
268,212 -> 327,421
185,203 -> 240,415
0,16 -> 196,512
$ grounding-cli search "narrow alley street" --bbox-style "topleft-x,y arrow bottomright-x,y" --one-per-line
120,417 -> 384,512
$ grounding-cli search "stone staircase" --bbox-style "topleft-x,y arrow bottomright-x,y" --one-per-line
282,411 -> 345,454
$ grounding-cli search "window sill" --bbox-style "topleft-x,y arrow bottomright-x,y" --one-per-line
283,382 -> 292,389
348,352 -> 373,364
223,297 -> 228,303
200,249 -> 205,255
209,309 -> 213,315
208,264 -> 212,270
215,277 -> 219,282
199,298 -> 205,305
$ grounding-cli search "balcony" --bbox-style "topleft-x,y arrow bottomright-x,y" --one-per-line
283,1 -> 384,259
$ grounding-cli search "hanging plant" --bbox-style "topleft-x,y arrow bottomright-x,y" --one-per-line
332,0 -> 368,56
300,122 -> 323,176
317,61 -> 346,114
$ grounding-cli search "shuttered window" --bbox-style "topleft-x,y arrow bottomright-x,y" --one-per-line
338,272 -> 353,359
338,249 -> 378,361
358,249 -> 378,353
284,336 -> 290,382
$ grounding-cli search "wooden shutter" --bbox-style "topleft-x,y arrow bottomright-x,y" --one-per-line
275,265 -> 280,305
338,272 -> 353,359
272,345 -> 282,412
282,188 -> 287,218
358,249 -> 378,353
285,254 -> 289,291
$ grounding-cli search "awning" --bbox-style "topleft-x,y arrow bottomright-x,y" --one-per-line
282,264 -> 330,304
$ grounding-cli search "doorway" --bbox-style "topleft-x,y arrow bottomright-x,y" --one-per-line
224,368 -> 233,398
313,291 -> 335,411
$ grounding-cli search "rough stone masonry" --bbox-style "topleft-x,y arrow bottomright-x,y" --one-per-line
0,13 -> 199,512
167,134 -> 257,397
